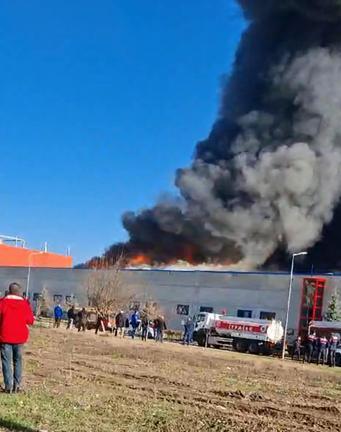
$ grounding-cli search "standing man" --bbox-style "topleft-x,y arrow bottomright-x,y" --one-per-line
53,304 -> 63,328
304,331 -> 316,363
115,311 -> 125,337
317,335 -> 328,365
130,310 -> 140,340
329,334 -> 339,367
77,308 -> 87,332
183,317 -> 194,346
291,336 -> 302,361
141,311 -> 149,341
95,310 -> 105,334
154,316 -> 167,343
0,283 -> 34,393
67,306 -> 76,329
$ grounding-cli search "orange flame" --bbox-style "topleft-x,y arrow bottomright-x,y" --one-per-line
128,253 -> 152,266
87,243 -> 219,269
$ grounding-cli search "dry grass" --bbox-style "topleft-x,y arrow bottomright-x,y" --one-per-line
0,326 -> 340,431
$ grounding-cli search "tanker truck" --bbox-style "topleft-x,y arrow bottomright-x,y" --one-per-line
193,312 -> 284,355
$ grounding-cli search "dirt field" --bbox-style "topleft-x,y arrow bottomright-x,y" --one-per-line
0,326 -> 340,432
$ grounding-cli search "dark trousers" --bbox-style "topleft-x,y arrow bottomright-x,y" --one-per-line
54,318 -> 61,328
329,349 -> 336,367
141,327 -> 148,341
78,322 -> 86,332
318,348 -> 327,365
305,344 -> 314,363
155,328 -> 164,343
1,344 -> 22,391
131,326 -> 138,339
292,347 -> 301,361
95,320 -> 103,334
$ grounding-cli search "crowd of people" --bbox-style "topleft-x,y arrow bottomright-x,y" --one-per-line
291,332 -> 339,367
54,304 -> 168,342
58,305 -> 198,346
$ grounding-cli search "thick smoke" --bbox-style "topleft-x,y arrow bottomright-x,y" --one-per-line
106,1 -> 341,269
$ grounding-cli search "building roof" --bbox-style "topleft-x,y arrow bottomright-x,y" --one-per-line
0,244 -> 72,268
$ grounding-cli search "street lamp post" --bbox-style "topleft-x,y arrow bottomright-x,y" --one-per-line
26,252 -> 44,298
281,251 -> 308,359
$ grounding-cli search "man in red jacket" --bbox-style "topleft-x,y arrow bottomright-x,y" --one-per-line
0,283 -> 34,393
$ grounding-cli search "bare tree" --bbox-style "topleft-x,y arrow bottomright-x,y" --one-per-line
141,300 -> 163,321
325,292 -> 341,321
36,287 -> 52,317
86,258 -> 135,315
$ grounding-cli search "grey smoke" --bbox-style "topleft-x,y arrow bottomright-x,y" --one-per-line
115,1 -> 341,268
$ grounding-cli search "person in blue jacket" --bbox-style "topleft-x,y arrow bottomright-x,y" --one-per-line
130,310 -> 140,339
53,304 -> 63,328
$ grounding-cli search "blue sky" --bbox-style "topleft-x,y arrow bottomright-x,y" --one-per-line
0,1 -> 245,264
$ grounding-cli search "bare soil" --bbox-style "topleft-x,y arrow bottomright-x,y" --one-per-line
7,326 -> 341,431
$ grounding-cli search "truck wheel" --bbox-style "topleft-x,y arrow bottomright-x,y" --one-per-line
248,342 -> 259,355
197,331 -> 206,347
235,340 -> 248,353
336,353 -> 341,367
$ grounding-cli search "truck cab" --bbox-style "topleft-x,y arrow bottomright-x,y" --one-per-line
193,312 -> 220,346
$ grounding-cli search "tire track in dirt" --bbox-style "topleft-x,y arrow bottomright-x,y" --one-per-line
26,328 -> 341,432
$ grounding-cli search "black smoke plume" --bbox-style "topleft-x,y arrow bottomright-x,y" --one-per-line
96,1 -> 341,270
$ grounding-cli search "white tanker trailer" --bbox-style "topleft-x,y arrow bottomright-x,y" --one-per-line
193,312 -> 284,355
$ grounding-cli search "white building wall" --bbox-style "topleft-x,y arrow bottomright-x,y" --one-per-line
0,267 -> 339,336
120,270 -> 301,332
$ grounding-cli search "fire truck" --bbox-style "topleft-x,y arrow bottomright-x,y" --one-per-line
193,312 -> 284,355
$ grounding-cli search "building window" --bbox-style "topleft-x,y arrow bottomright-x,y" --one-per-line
199,306 -> 214,313
176,304 -> 189,315
260,311 -> 276,320
237,309 -> 252,318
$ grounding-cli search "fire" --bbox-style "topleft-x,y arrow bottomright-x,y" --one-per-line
182,244 -> 197,264
86,243 -> 245,271
128,253 -> 152,266
124,244 -> 201,268
123,243 -> 200,267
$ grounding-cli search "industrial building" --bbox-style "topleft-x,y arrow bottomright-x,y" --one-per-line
0,266 -> 339,338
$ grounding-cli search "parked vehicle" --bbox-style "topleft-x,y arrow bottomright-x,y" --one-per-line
308,320 -> 341,338
308,320 -> 341,366
193,312 -> 284,355
81,308 -> 114,332
336,346 -> 341,366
